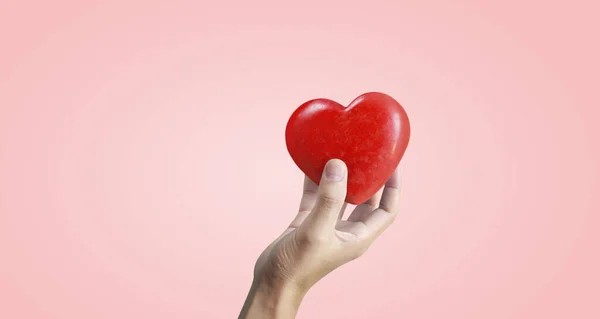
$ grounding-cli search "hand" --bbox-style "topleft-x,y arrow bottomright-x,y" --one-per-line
239,159 -> 402,318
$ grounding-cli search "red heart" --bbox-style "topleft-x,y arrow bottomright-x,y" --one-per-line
285,92 -> 410,205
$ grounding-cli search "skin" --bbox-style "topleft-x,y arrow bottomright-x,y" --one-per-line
239,158 -> 403,318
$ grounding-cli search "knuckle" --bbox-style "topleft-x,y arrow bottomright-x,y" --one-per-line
318,193 -> 342,209
380,202 -> 399,214
302,189 -> 317,197
365,202 -> 379,211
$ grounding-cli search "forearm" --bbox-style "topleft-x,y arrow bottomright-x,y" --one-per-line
239,277 -> 305,319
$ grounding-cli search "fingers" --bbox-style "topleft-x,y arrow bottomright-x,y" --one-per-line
338,203 -> 348,220
287,176 -> 318,229
299,176 -> 318,212
298,159 -> 348,238
362,168 -> 402,238
289,172 -> 347,229
347,186 -> 383,222
378,168 -> 402,214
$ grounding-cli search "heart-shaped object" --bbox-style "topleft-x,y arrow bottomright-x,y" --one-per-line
285,92 -> 410,204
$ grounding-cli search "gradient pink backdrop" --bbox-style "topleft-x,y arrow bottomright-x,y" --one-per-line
1,1 -> 599,318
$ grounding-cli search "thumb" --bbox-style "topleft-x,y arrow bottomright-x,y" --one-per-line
299,159 -> 347,239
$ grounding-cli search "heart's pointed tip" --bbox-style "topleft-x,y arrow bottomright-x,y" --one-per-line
345,193 -> 369,205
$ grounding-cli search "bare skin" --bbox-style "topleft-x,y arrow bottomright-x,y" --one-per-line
239,159 -> 402,319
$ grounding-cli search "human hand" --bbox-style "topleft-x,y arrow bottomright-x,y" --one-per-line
239,159 -> 402,318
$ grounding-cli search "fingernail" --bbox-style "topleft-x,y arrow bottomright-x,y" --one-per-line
325,160 -> 345,182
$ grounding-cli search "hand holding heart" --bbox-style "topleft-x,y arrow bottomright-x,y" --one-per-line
239,93 -> 410,318
241,159 -> 403,318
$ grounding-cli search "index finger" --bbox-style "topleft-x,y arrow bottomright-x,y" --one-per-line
299,175 -> 318,212
286,176 -> 319,229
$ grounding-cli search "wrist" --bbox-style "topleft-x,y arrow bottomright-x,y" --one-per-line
239,276 -> 306,319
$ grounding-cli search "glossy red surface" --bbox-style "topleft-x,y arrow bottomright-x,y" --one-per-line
285,92 -> 411,204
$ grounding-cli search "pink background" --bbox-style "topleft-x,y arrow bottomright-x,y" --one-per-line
1,1 -> 599,318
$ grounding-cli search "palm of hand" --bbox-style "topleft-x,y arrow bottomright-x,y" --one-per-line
253,167 -> 401,291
